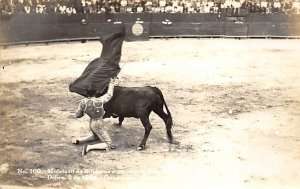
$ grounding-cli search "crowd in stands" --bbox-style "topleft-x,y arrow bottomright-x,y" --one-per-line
1,0 -> 300,15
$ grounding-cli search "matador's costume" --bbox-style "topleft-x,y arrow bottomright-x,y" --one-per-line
75,81 -> 115,149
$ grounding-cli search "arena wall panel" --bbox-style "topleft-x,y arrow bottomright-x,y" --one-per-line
268,23 -> 300,37
247,14 -> 300,23
0,14 -> 300,45
149,22 -> 225,37
290,23 -> 300,36
225,23 -> 248,37
149,22 -> 202,36
248,22 -> 270,37
150,13 -> 225,23
197,22 -> 225,36
125,23 -> 149,41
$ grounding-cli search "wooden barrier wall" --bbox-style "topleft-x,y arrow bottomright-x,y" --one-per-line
0,13 -> 300,45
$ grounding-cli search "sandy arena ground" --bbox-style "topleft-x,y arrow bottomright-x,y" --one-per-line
0,39 -> 300,189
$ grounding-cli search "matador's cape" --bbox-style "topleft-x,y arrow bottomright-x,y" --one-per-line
69,29 -> 125,97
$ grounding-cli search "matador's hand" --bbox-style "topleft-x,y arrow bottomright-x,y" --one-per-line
72,138 -> 80,144
111,77 -> 119,85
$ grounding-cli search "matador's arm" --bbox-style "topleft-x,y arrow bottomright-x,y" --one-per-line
75,100 -> 86,118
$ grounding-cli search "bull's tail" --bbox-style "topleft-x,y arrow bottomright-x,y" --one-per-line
151,87 -> 174,143
152,87 -> 173,126
162,94 -> 173,127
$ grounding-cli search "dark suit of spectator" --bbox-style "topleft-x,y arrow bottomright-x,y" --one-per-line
273,0 -> 281,13
14,1 -> 25,13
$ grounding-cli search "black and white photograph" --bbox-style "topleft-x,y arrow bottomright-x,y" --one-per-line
0,1 -> 300,188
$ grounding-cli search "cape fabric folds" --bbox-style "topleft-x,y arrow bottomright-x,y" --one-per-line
69,31 -> 124,97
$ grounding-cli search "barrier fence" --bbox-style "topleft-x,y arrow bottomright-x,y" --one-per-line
0,13 -> 300,45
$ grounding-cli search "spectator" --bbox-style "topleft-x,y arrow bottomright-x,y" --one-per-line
114,0 -> 121,12
220,0 -> 226,14
36,0 -> 45,13
195,0 -> 200,12
171,0 -> 177,7
73,0 -> 83,13
131,0 -> 137,12
232,0 -> 241,15
177,1 -> 184,12
159,0 -> 166,12
126,0 -> 132,12
24,1 -> 31,13
66,4 -> 76,14
86,0 -> 94,13
87,0 -> 94,13
223,0 -> 231,15
25,0 -> 35,12
14,0 -> 25,13
109,0 -> 115,13
273,0 -> 281,13
0,0 -> 3,12
204,2 -> 210,13
145,0 -> 152,12
241,0 -> 251,14
2,0 -> 300,15
198,1 -> 204,13
170,0 -> 176,12
292,0 -> 300,14
46,0 -> 56,13
260,0 -> 268,13
249,1 -> 259,13
282,0 -> 292,14
43,0 -> 49,13
207,0 -> 214,12
100,4 -> 106,12
136,2 -> 143,12
120,0 -> 127,12
94,0 -> 100,13
186,0 -> 193,13
183,0 -> 188,12
60,3 -> 67,13
165,2 -> 172,12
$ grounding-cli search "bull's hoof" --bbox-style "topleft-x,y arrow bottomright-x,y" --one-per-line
136,145 -> 145,151
113,123 -> 122,127
170,139 -> 180,145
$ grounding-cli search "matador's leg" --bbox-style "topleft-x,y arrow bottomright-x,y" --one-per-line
72,118 -> 100,144
72,134 -> 98,144
82,120 -> 114,156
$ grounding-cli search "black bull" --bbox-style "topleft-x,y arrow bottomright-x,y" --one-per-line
103,86 -> 175,150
